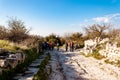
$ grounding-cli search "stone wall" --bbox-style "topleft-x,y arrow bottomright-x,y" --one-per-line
99,42 -> 120,62
81,37 -> 120,62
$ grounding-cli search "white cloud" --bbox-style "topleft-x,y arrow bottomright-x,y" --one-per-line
93,17 -> 109,23
92,13 -> 120,23
78,13 -> 120,29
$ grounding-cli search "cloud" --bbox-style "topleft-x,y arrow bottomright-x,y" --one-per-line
78,13 -> 120,29
92,13 -> 120,23
93,17 -> 109,23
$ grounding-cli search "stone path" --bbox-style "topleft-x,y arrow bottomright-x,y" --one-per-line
47,49 -> 120,80
47,50 -> 65,80
13,49 -> 120,80
13,53 -> 47,80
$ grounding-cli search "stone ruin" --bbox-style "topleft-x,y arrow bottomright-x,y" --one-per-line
99,42 -> 120,62
81,37 -> 101,55
80,37 -> 109,55
80,37 -> 120,62
83,39 -> 97,55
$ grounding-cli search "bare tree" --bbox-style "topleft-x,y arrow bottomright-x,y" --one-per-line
107,28 -> 120,39
84,24 -> 110,39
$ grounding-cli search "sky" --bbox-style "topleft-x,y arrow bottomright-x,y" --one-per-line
0,0 -> 120,36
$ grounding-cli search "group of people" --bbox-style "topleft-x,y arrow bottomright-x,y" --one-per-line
41,41 -> 60,51
65,41 -> 74,52
41,42 -> 54,51
40,41 -> 74,52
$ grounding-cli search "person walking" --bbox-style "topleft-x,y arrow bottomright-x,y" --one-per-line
71,41 -> 74,52
69,41 -> 74,52
65,42 -> 68,51
56,42 -> 60,51
51,42 -> 54,50
49,42 -> 53,50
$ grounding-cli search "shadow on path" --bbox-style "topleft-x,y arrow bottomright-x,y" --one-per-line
49,49 -> 89,80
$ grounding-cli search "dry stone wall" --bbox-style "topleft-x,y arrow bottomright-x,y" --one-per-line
99,42 -> 120,62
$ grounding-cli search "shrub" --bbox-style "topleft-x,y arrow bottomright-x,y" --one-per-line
104,59 -> 120,67
0,40 -> 22,53
0,40 -> 10,48
0,25 -> 8,40
92,52 -> 105,60
7,18 -> 29,42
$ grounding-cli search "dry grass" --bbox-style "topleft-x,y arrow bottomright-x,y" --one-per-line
0,40 -> 22,53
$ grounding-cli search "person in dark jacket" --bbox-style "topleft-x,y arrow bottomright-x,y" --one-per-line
65,42 -> 68,51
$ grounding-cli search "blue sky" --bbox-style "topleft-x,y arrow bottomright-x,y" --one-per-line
0,0 -> 120,36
